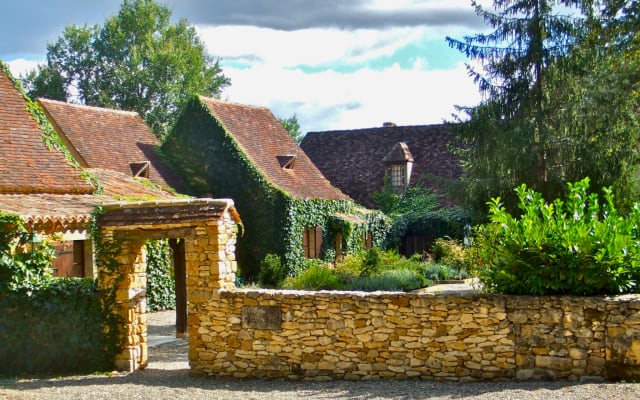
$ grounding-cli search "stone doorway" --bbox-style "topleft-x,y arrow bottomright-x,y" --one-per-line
95,199 -> 240,372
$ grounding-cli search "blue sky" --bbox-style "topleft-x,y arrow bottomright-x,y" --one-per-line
1,0 -> 486,134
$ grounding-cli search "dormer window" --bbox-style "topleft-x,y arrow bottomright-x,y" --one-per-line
383,142 -> 414,193
390,164 -> 406,188
277,154 -> 297,170
130,161 -> 150,178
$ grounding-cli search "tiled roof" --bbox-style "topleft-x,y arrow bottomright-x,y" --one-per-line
0,67 -> 94,194
301,124 -> 462,208
0,168 -> 182,233
38,98 -> 184,192
199,97 -> 349,201
88,168 -> 180,200
99,198 -> 240,227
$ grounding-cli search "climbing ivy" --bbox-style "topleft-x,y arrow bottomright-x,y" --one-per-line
0,211 -> 122,375
1,61 -> 101,193
146,239 -> 175,311
162,96 -> 389,280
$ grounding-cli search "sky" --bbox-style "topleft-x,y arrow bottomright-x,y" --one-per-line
0,0 -> 487,135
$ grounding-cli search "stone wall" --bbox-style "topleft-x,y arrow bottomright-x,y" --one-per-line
189,290 -> 640,381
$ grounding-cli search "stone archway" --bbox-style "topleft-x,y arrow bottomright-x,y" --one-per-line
96,199 -> 239,372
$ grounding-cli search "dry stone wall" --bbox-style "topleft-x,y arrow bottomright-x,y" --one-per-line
189,290 -> 640,381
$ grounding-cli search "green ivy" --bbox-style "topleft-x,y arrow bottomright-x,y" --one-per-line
0,211 -> 121,375
162,96 -> 389,280
146,239 -> 175,311
1,61 -> 99,193
372,183 -> 471,251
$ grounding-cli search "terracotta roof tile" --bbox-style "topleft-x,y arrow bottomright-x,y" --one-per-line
0,67 -> 93,194
0,168 -> 183,233
200,97 -> 349,201
38,98 -> 184,192
301,124 -> 462,208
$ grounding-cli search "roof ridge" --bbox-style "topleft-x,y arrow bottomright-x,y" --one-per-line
198,95 -> 272,113
306,123 -> 450,135
37,97 -> 140,116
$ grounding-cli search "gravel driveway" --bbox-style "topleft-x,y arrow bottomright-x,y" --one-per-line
1,310 -> 639,400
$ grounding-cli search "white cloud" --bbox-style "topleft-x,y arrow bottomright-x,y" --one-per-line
5,59 -> 41,78
221,60 -> 481,133
199,25 -> 434,69
201,22 -> 482,134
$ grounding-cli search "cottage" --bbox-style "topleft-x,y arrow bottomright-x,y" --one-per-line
38,98 -> 183,192
301,123 -> 462,208
301,123 -> 465,255
162,97 -> 385,279
0,63 -> 241,371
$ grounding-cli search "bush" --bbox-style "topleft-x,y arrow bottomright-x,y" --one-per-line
258,253 -> 287,288
348,269 -> 423,292
281,261 -> 342,290
474,178 -> 640,295
430,237 -> 473,275
422,263 -> 460,281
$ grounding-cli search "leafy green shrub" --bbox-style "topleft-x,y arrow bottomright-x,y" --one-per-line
281,261 -> 342,290
423,263 -> 456,281
146,240 -> 175,312
348,269 -> 423,292
474,178 -> 640,295
0,213 -> 55,292
334,252 -> 366,276
430,237 -> 473,274
258,253 -> 287,288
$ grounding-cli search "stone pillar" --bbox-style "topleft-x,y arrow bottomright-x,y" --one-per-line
185,214 -> 238,369
98,235 -> 148,372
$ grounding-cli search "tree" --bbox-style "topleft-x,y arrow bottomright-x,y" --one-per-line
23,0 -> 230,138
278,114 -> 304,144
446,0 -> 586,217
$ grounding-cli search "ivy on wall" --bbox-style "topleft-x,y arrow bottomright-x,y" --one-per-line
0,61 -> 101,193
0,211 -> 121,375
162,97 -> 389,279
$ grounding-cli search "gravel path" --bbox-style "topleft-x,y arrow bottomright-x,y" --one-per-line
1,310 -> 639,399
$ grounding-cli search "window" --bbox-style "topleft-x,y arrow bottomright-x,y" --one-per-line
390,164 -> 405,189
302,225 -> 323,258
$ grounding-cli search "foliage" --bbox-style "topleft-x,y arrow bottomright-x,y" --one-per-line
0,278 -> 120,375
372,184 -> 471,250
145,239 -> 175,312
278,114 -> 304,144
430,237 -> 473,276
447,1 -> 640,220
162,96 -> 389,280
0,212 -> 120,375
257,253 -> 287,288
0,213 -> 54,292
22,0 -> 230,138
473,178 -> 640,295
346,269 -> 423,292
422,263 -> 467,281
281,261 -> 343,290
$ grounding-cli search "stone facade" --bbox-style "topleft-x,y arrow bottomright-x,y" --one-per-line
97,199 -> 238,372
189,289 -> 640,381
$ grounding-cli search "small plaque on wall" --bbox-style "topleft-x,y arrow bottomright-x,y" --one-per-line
242,306 -> 282,329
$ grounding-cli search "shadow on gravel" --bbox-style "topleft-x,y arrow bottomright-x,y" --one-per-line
2,334 -> 638,400
1,359 -> 633,400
